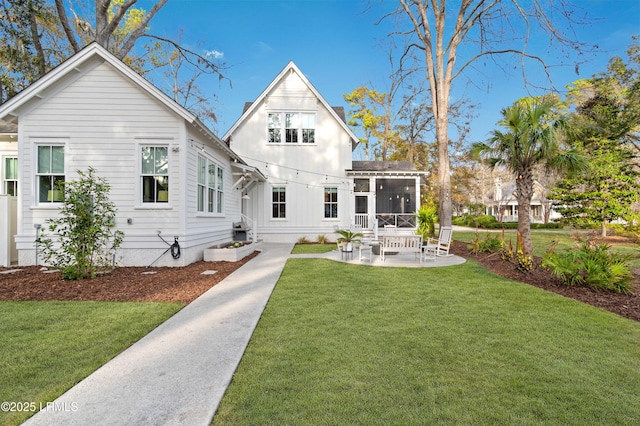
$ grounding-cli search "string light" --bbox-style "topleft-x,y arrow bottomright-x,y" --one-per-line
240,155 -> 352,182
238,155 -> 422,194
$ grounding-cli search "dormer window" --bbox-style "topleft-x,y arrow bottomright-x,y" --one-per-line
268,112 -> 315,144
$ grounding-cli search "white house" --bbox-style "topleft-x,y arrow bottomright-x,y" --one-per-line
0,47 -> 427,266
0,43 -> 263,267
223,61 -> 427,242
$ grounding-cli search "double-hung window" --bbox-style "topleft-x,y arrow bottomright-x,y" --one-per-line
267,112 -> 315,144
141,146 -> 169,204
216,166 -> 224,213
272,186 -> 286,218
36,145 -> 64,203
285,113 -> 298,143
268,113 -> 282,143
301,113 -> 315,143
3,157 -> 17,196
324,187 -> 338,218
197,155 -> 224,214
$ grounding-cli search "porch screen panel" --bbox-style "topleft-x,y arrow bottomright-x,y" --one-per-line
375,179 -> 415,213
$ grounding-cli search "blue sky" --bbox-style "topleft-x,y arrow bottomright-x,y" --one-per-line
143,0 -> 640,156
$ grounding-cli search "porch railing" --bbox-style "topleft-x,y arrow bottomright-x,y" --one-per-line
375,213 -> 416,228
354,214 -> 369,229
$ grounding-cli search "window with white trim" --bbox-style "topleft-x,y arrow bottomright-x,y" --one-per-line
197,155 -> 224,214
3,157 -> 17,196
268,113 -> 282,143
216,166 -> 224,213
301,113 -> 315,143
141,146 -> 169,203
324,187 -> 338,218
36,145 -> 64,203
268,112 -> 315,144
272,186 -> 286,218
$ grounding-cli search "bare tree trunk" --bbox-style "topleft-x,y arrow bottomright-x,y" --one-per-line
436,116 -> 452,227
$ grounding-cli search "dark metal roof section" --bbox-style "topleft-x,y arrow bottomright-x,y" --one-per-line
332,106 -> 346,124
350,161 -> 418,172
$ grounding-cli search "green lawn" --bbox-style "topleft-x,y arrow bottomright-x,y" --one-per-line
214,258 -> 640,425
0,301 -> 182,426
291,243 -> 336,254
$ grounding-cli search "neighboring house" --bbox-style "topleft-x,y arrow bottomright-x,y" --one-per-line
223,61 -> 427,242
0,43 -> 263,267
484,178 -> 559,223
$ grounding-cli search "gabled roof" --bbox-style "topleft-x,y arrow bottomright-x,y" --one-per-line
222,61 -> 359,149
0,42 -> 247,164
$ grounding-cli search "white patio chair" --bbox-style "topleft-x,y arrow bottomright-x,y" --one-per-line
423,226 -> 453,259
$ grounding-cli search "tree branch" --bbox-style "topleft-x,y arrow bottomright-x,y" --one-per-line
140,34 -> 229,84
55,0 -> 80,52
115,0 -> 168,59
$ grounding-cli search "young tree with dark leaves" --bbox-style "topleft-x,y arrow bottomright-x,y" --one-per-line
551,42 -> 640,237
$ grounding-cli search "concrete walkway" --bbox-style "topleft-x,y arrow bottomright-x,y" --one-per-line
24,243 -> 294,426
23,242 -> 465,425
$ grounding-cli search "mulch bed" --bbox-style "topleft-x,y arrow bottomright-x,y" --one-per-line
1,243 -> 638,322
450,240 -> 640,322
0,251 -> 259,304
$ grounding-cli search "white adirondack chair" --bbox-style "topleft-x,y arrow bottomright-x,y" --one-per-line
423,226 -> 453,259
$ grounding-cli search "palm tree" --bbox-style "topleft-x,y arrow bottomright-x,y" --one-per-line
471,99 -> 586,255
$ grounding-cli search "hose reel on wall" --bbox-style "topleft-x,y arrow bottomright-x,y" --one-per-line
146,231 -> 181,268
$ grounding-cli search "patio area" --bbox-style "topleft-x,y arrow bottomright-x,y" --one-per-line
290,247 -> 466,268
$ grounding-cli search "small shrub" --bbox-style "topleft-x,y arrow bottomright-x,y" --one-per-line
37,168 -> 124,280
452,216 -> 468,226
515,232 -> 533,272
500,230 -> 514,261
471,232 -> 502,254
609,220 -> 640,244
297,236 -> 311,244
317,235 -> 329,244
542,242 -> 633,293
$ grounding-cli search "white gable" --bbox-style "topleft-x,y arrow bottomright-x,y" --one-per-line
223,61 -> 358,146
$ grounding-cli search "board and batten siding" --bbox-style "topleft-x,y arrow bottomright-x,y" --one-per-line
183,130 -> 241,248
230,71 -> 354,242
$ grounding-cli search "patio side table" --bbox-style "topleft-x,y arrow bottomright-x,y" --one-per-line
358,243 -> 372,262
